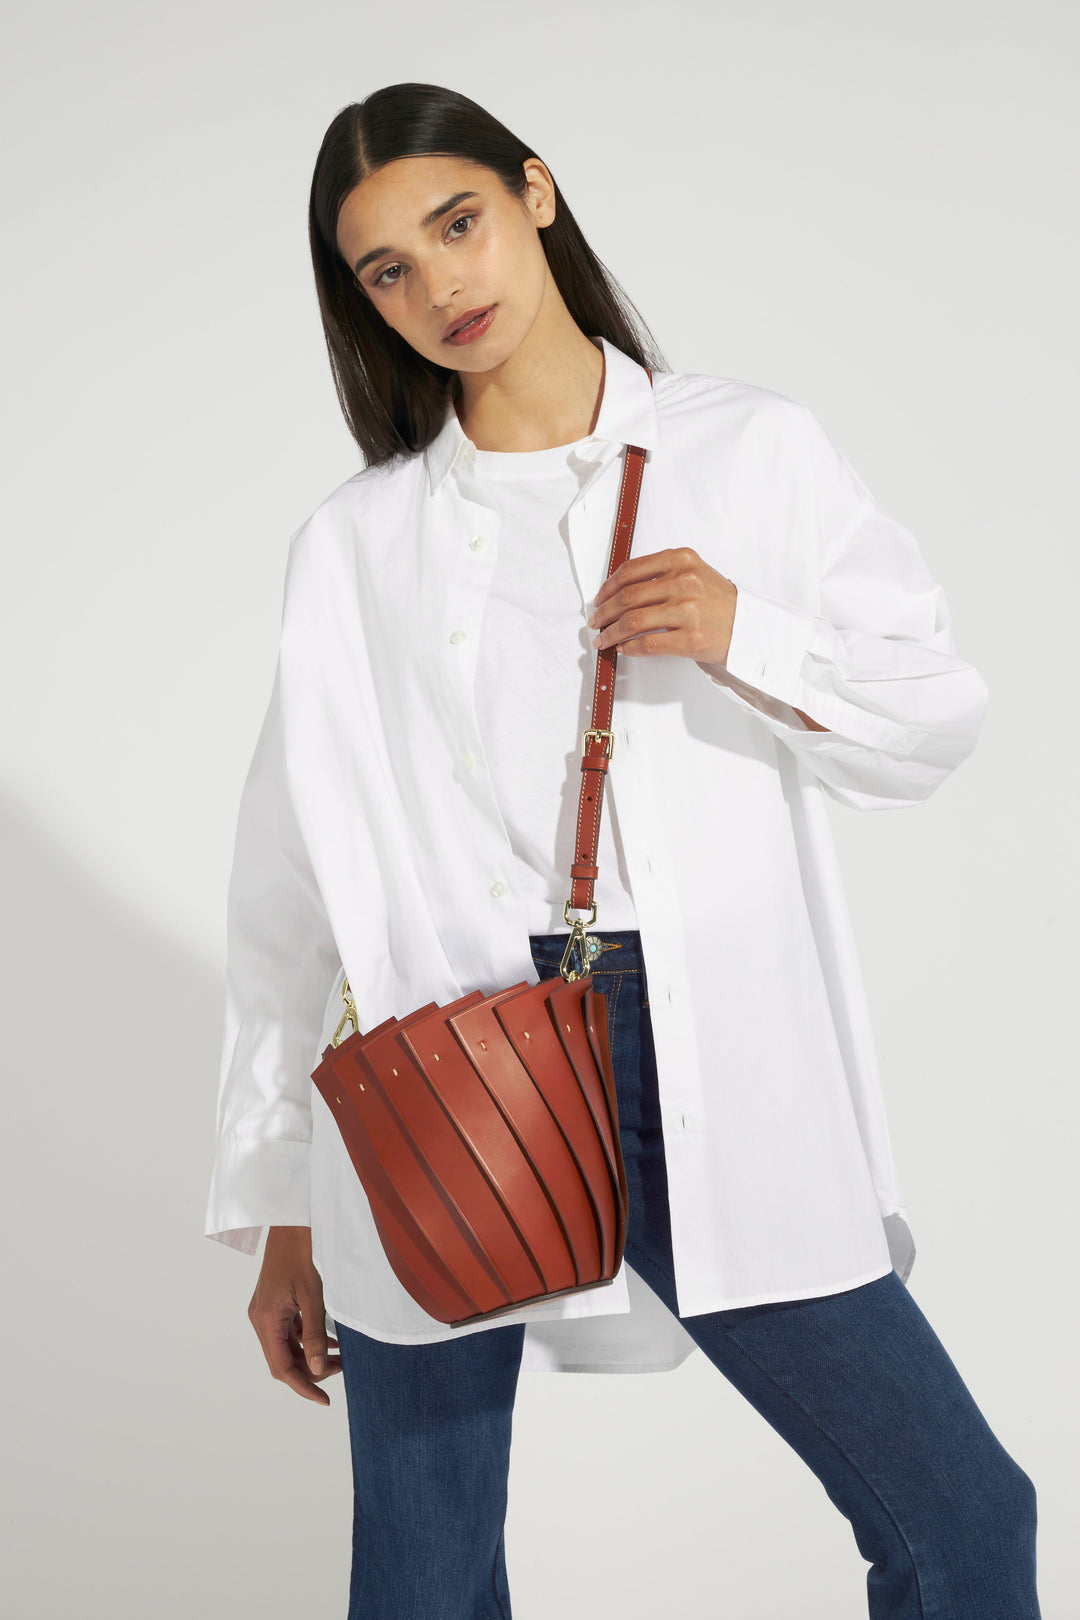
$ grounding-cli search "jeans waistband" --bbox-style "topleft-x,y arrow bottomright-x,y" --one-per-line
528,926 -> 645,973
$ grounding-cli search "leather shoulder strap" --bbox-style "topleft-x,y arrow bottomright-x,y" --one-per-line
567,365 -> 652,918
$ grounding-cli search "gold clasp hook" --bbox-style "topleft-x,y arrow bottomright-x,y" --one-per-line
332,976 -> 360,1048
560,898 -> 598,982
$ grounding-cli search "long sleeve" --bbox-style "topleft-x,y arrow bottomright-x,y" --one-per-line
204,651 -> 342,1255
698,403 -> 990,809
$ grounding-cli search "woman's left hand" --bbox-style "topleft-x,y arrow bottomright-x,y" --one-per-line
587,547 -> 737,666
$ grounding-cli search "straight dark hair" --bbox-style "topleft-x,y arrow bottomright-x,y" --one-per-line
308,82 -> 669,470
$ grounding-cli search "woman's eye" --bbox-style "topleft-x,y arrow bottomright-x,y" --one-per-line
370,215 -> 476,289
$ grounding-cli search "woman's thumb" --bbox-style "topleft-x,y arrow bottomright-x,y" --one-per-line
302,1297 -> 328,1376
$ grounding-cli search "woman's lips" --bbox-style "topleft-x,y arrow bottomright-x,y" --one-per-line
444,306 -> 496,345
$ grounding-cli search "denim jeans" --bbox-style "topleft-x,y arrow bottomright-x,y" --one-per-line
335,929 -> 1040,1619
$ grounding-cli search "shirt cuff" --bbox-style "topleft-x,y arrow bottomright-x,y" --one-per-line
722,584 -> 819,706
204,1137 -> 312,1254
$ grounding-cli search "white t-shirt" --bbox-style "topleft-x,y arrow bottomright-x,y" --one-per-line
471,436 -> 639,935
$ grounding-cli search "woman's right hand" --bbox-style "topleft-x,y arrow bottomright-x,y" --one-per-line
248,1225 -> 343,1405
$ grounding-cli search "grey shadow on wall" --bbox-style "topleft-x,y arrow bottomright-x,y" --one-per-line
0,791 -> 353,1618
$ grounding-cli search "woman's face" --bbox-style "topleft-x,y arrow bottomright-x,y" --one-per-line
335,154 -> 555,373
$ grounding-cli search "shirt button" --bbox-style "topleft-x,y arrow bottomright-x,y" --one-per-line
490,880 -> 508,898
468,535 -> 487,551
449,629 -> 467,645
464,444 -> 476,462
463,753 -> 477,770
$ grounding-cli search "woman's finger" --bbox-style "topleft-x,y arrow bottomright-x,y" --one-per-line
298,1293 -> 330,1378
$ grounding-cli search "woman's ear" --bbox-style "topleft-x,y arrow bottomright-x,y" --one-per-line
522,158 -> 556,228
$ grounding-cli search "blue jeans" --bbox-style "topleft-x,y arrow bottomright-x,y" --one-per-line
336,929 -> 1040,1619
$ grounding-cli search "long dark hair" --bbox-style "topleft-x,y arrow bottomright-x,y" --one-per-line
308,82 -> 669,470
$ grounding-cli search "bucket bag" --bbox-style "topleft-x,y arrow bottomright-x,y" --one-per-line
310,369 -> 653,1327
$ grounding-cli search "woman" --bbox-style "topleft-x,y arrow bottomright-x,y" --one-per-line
205,82 -> 1041,1618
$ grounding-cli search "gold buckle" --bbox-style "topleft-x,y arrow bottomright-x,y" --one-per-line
582,726 -> 615,759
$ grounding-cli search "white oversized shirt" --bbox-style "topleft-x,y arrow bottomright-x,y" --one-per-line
204,335 -> 990,1374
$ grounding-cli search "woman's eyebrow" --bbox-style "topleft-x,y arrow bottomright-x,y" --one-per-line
352,191 -> 481,276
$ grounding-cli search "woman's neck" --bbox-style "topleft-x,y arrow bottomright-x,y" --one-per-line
453,320 -> 605,453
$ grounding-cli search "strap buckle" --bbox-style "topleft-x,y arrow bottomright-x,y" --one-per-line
582,726 -> 615,759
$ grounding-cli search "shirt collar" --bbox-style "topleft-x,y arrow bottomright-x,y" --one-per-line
423,333 -> 660,496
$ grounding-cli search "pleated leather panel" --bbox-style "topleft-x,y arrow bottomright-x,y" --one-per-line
311,974 -> 627,1326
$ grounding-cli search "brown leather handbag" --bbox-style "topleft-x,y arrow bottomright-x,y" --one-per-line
310,371 -> 652,1328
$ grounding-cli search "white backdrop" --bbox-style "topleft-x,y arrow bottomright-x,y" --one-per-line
2,1 -> 1075,1615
